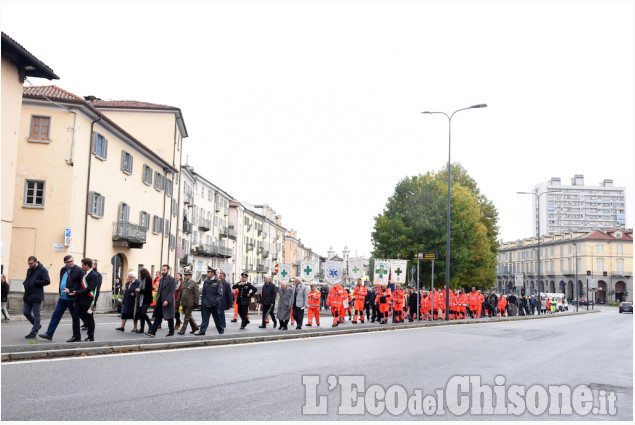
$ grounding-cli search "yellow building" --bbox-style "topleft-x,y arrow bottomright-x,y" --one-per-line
1,32 -> 58,281
497,229 -> 633,303
9,85 -> 186,310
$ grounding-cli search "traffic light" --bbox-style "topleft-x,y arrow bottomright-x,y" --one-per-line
603,271 -> 607,277
586,271 -> 591,276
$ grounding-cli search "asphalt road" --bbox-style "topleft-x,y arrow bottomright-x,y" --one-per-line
1,306 -> 631,420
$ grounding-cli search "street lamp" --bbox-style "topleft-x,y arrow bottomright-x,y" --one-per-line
422,104 -> 487,320
517,189 -> 562,315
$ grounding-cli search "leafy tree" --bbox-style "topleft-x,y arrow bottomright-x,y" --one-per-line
371,163 -> 498,290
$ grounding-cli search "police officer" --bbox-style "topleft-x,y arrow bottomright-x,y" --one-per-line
233,272 -> 257,329
195,266 -> 224,335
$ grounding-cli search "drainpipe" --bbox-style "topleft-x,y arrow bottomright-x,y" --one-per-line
65,110 -> 77,166
83,116 -> 102,258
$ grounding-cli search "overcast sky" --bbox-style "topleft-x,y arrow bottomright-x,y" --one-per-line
2,1 -> 633,258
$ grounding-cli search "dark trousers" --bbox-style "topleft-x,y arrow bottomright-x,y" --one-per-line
321,296 -> 327,310
364,304 -> 371,319
219,309 -> 227,328
72,304 -> 95,339
149,305 -> 174,335
238,303 -> 249,327
45,298 -> 75,337
136,304 -> 152,331
200,305 -> 223,334
262,304 -> 276,326
371,306 -> 379,322
23,301 -> 42,334
292,306 -> 304,329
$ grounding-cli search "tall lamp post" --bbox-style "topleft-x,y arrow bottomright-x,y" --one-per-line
517,189 -> 561,315
422,104 -> 487,320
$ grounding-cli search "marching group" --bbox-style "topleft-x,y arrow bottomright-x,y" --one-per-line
9,254 -> 566,342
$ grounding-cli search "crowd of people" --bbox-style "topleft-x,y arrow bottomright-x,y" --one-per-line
10,255 -> 569,342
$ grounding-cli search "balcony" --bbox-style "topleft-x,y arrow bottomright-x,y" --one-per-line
215,203 -> 221,212
198,218 -> 211,231
257,264 -> 265,272
182,221 -> 193,234
246,243 -> 254,251
262,249 -> 269,258
223,206 -> 229,216
195,244 -> 212,257
112,221 -> 147,249
227,226 -> 237,240
184,193 -> 193,205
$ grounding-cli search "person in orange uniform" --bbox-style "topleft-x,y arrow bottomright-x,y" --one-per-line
327,282 -> 345,327
344,289 -> 353,321
456,289 -> 468,319
352,279 -> 367,324
468,287 -> 480,319
477,290 -> 485,318
420,290 -> 430,320
231,287 -> 239,322
375,283 -> 392,324
151,271 -> 160,308
448,289 -> 457,320
392,284 -> 405,323
431,289 -> 441,320
497,294 -> 507,317
306,283 -> 321,326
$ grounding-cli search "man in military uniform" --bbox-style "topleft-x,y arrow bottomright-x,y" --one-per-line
195,266 -> 224,335
233,272 -> 257,329
176,268 -> 200,335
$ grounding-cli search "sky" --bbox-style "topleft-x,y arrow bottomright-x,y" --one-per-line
1,0 -> 633,259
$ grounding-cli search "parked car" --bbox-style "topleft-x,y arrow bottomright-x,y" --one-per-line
573,298 -> 594,306
619,301 -> 633,313
557,299 -> 569,312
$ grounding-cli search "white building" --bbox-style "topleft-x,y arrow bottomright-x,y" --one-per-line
533,175 -> 626,236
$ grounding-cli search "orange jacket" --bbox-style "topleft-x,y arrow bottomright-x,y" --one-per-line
353,285 -> 367,302
468,291 -> 480,307
392,289 -> 405,307
375,287 -> 392,305
421,293 -> 430,311
308,290 -> 321,308
498,296 -> 507,309
327,284 -> 344,307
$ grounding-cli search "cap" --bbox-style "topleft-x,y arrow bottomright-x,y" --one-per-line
207,266 -> 216,273
184,268 -> 192,275
241,272 -> 248,278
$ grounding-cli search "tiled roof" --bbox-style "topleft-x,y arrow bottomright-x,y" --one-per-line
584,230 -> 633,241
1,32 -> 59,80
88,99 -> 180,111
22,85 -> 178,173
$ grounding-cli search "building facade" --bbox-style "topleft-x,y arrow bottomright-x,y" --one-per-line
9,85 -> 185,310
533,175 -> 626,236
497,229 -> 632,303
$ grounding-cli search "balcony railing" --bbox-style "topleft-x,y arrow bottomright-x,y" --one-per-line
183,221 -> 193,234
227,226 -> 237,240
112,221 -> 147,248
199,218 -> 211,231
262,249 -> 269,258
184,193 -> 194,205
257,264 -> 265,272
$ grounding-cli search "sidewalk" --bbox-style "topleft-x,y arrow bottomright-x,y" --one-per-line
1,309 -> 599,362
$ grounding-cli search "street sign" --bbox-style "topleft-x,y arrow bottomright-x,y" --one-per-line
414,253 -> 438,260
64,227 -> 72,247
514,273 -> 524,288
274,263 -> 279,273
588,279 -> 598,290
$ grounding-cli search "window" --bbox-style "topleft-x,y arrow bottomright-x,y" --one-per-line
28,116 -> 51,142
597,244 -> 603,253
154,172 -> 165,191
597,260 -> 604,273
121,151 -> 133,174
172,199 -> 178,217
23,180 -> 46,207
617,260 -> 624,274
92,132 -> 108,160
88,191 -> 105,218
143,165 -> 153,185
152,215 -> 163,234
164,219 -> 170,237
119,202 -> 130,222
617,244 -> 623,255
165,179 -> 173,197
139,211 -> 150,230
169,234 -> 176,251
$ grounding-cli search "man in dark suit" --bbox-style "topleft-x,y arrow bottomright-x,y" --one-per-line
67,258 -> 99,342
232,272 -> 257,329
218,269 -> 234,329
23,255 -> 51,339
39,255 -> 83,340
146,264 -> 176,337
259,275 -> 278,328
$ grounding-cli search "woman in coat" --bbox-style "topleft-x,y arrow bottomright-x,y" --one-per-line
277,281 -> 293,330
116,272 -> 140,331
134,268 -> 154,333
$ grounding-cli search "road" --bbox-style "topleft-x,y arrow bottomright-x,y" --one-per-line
1,306 -> 631,420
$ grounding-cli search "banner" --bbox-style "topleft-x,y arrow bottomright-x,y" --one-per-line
300,261 -> 317,282
374,259 -> 390,286
219,262 -> 234,283
279,263 -> 291,284
324,260 -> 344,285
514,273 -> 524,288
390,260 -> 408,284
348,258 -> 364,279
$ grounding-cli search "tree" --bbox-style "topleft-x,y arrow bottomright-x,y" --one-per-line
371,163 -> 498,290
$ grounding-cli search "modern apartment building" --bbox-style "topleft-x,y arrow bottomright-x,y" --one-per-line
497,229 -> 632,303
532,175 -> 626,236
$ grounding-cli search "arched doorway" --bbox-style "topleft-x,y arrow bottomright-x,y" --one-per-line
530,281 -> 535,296
549,281 -> 555,293
577,280 -> 584,298
111,254 -> 126,311
597,281 -> 607,304
566,281 -> 574,301
615,281 -> 626,302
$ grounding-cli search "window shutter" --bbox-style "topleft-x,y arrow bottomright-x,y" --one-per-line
129,155 -> 133,173
91,132 -> 97,154
104,138 -> 108,159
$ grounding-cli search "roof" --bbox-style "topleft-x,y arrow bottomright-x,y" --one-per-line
584,229 -> 633,241
87,98 -> 188,138
1,32 -> 59,80
23,85 -> 177,173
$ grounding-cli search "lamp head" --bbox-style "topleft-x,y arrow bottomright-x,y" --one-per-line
471,104 -> 488,109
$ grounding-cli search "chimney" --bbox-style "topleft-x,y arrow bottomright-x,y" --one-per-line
571,174 -> 584,186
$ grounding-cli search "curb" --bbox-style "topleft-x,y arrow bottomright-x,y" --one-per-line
1,310 -> 600,362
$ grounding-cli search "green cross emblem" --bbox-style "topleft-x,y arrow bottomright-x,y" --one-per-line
281,269 -> 288,278
375,265 -> 387,278
352,266 -> 360,274
304,265 -> 313,275
395,268 -> 403,277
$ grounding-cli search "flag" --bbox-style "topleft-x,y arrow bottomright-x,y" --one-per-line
324,260 -> 344,285
279,263 -> 291,284
219,262 -> 234,283
300,261 -> 317,282
390,260 -> 408,284
348,259 -> 364,279
373,259 -> 390,286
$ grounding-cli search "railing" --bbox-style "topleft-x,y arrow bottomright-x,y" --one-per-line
257,264 -> 265,272
184,193 -> 193,205
183,221 -> 193,234
198,218 -> 211,231
226,226 -> 237,239
262,250 -> 269,258
112,221 -> 147,244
